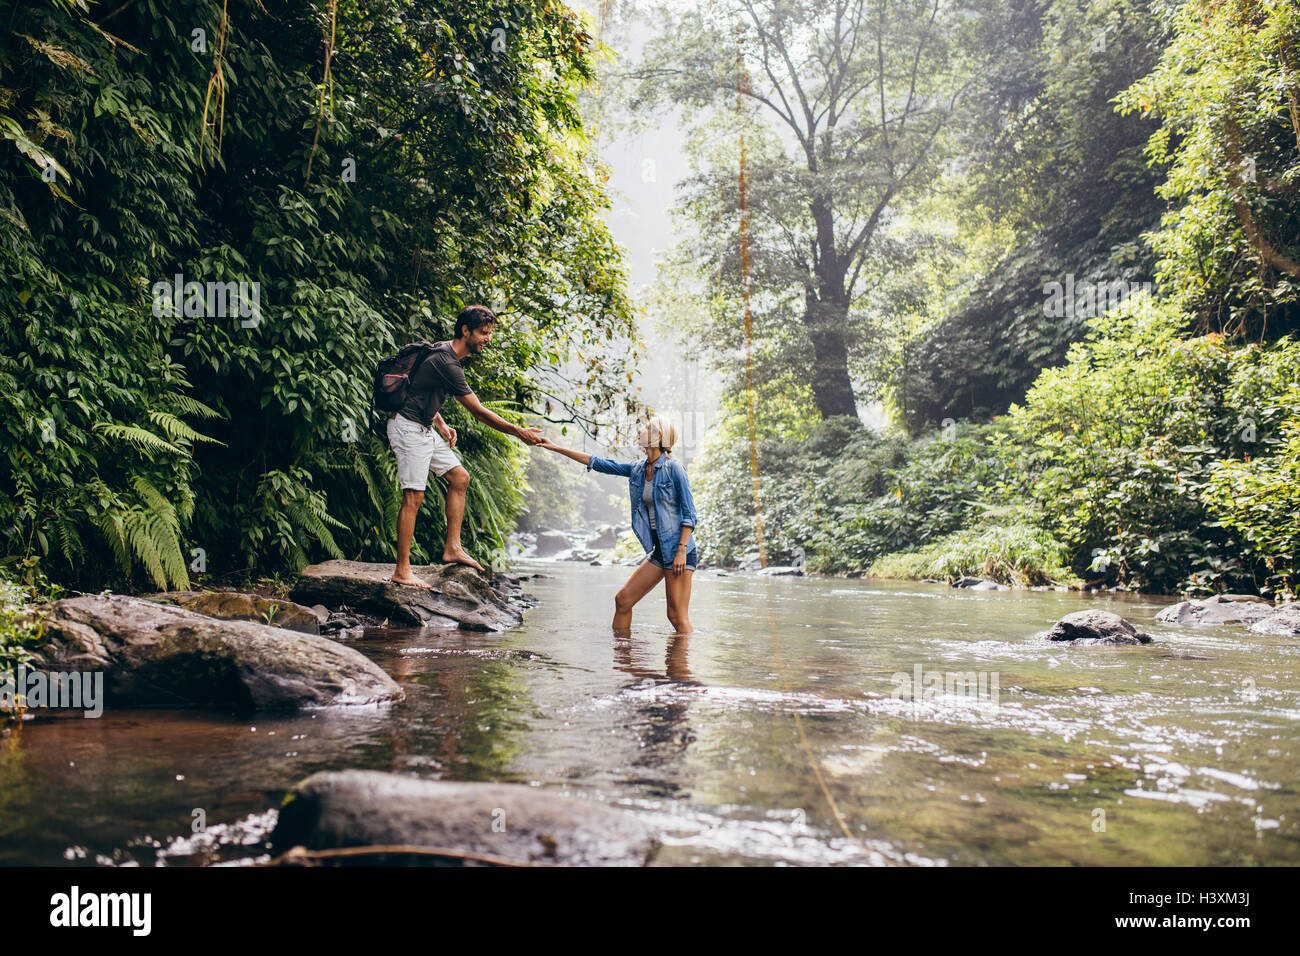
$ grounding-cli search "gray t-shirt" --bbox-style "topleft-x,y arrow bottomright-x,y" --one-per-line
643,475 -> 656,532
399,341 -> 473,428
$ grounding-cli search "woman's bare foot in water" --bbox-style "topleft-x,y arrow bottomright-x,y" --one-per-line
442,547 -> 486,573
391,572 -> 433,589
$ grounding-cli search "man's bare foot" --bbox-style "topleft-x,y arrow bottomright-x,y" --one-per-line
441,548 -> 486,573
391,573 -> 433,590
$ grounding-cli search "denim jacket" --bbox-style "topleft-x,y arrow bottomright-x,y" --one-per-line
587,454 -> 699,560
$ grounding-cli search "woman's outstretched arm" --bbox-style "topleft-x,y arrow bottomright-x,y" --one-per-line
539,440 -> 591,467
539,440 -> 633,477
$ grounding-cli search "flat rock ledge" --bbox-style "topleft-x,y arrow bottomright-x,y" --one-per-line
270,770 -> 658,867
34,594 -> 402,713
145,590 -> 324,634
1248,603 -> 1300,637
1155,594 -> 1276,627
1040,609 -> 1152,645
290,560 -> 527,631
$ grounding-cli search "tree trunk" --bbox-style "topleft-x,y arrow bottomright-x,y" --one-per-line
802,293 -> 858,419
803,195 -> 859,419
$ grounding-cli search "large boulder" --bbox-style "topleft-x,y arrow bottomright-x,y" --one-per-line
1248,603 -> 1300,637
586,525 -> 617,549
1041,610 -> 1152,645
533,531 -> 572,557
145,590 -> 323,634
33,594 -> 402,712
270,770 -> 658,866
289,561 -> 525,631
1155,595 -> 1275,627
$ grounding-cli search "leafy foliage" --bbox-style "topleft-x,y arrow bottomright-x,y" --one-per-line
1205,392 -> 1300,599
1003,295 -> 1300,593
1117,0 -> 1300,337
1,0 -> 638,588
695,415 -> 1015,571
896,0 -> 1173,430
869,522 -> 1080,587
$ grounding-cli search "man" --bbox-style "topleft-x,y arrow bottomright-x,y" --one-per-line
387,304 -> 543,585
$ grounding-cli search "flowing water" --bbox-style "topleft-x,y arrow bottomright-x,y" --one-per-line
3,560 -> 1298,866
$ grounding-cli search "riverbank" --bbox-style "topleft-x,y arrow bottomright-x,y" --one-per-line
2,561 -> 535,723
512,525 -> 1292,605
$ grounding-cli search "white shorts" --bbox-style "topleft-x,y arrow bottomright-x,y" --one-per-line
387,414 -> 461,491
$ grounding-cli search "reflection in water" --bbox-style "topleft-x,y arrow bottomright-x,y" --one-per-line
613,634 -> 698,793
2,560 -> 1299,866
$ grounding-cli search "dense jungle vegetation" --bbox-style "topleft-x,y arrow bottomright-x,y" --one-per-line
2,0 -> 642,594
2,0 -> 1298,603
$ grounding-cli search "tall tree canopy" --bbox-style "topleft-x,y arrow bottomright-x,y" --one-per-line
632,0 -> 972,419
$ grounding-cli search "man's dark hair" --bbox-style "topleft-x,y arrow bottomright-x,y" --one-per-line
454,304 -> 496,339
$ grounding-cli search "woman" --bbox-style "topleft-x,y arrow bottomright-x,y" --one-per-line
539,416 -> 699,633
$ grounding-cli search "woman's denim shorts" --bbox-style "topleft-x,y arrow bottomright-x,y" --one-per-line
649,538 -> 698,571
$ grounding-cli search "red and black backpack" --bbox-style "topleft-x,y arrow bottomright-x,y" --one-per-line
370,341 -> 436,432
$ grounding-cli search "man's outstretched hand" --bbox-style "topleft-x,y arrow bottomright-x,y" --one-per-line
515,425 -> 545,446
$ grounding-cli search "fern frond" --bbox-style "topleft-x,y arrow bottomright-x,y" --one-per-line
161,392 -> 222,420
289,500 -> 343,559
152,511 -> 190,590
54,512 -> 83,565
94,511 -> 131,574
131,475 -> 172,514
94,422 -> 182,459
125,509 -> 167,589
147,410 -> 222,445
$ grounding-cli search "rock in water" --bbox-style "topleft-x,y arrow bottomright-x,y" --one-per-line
1154,595 -> 1275,627
533,531 -> 572,557
1041,610 -> 1152,645
145,590 -> 323,634
1248,603 -> 1300,637
34,594 -> 402,712
270,770 -> 658,866
290,560 -> 525,631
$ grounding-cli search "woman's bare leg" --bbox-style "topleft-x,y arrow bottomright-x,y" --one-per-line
613,559 -> 665,631
664,567 -> 694,633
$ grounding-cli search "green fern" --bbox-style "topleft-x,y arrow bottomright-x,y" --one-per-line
93,422 -> 184,460
288,498 -> 344,562
95,395 -> 222,462
91,476 -> 191,590
94,508 -> 131,576
53,512 -> 84,565
147,410 -> 223,446
352,449 -> 399,543
161,393 -> 222,420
